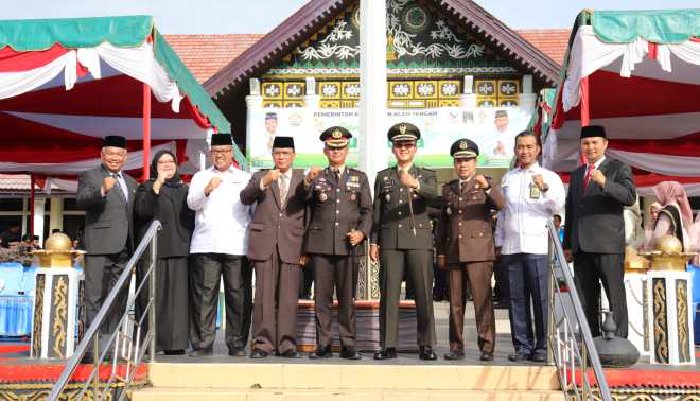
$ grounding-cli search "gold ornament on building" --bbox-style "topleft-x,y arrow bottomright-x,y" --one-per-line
32,232 -> 85,268
639,235 -> 696,272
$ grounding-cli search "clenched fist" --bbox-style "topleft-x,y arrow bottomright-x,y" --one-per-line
474,174 -> 489,190
102,176 -> 116,194
262,169 -> 281,187
205,176 -> 223,196
306,166 -> 322,182
532,174 -> 547,191
399,170 -> 419,189
590,169 -> 606,188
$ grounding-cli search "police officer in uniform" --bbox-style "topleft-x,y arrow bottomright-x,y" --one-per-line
304,126 -> 372,360
371,122 -> 439,361
436,139 -> 505,362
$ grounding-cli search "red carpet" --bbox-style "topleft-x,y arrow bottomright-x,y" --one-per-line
568,367 -> 700,389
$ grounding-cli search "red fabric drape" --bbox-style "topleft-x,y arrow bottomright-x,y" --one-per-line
182,97 -> 212,129
0,44 -> 68,72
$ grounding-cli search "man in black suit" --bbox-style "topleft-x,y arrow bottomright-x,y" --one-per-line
76,135 -> 137,337
563,125 -> 636,338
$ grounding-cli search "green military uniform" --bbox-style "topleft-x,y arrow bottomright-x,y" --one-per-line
371,122 -> 438,361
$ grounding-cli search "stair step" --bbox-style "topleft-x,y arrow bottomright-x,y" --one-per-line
132,388 -> 565,401
149,363 -> 560,391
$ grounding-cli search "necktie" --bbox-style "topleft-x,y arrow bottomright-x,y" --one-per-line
583,163 -> 594,188
278,174 -> 288,207
111,173 -> 128,201
460,180 -> 468,194
333,169 -> 340,182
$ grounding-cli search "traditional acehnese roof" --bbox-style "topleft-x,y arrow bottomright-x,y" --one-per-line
205,0 -> 350,95
436,0 -> 561,82
165,29 -> 569,84
164,34 -> 264,83
516,29 -> 570,66
204,0 -> 562,96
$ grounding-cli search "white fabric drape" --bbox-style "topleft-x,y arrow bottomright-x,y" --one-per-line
0,42 -> 182,111
82,41 -> 182,111
0,51 -> 75,99
607,150 -> 700,177
562,26 -> 700,112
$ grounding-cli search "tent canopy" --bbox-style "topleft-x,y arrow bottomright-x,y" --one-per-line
541,9 -> 700,195
0,15 -> 245,176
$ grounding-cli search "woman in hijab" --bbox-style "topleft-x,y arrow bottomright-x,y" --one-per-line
643,202 -> 662,250
134,150 -> 194,354
652,181 -> 693,251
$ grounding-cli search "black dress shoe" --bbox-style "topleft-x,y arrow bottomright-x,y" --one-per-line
443,351 -> 465,361
479,351 -> 494,362
373,347 -> 398,361
419,346 -> 437,361
250,349 -> 268,358
277,349 -> 302,358
530,352 -> 547,363
507,352 -> 531,362
228,347 -> 246,357
309,346 -> 332,359
340,348 -> 362,360
189,348 -> 213,357
163,349 -> 186,356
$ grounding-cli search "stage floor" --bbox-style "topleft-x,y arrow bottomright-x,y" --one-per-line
1,301 -> 698,369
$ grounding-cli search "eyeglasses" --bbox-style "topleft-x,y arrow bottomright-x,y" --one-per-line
210,149 -> 232,155
157,160 -> 176,165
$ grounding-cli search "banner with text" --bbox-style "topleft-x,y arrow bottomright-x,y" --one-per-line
247,106 -> 531,170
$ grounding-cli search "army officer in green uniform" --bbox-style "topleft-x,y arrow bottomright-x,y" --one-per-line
370,122 -> 438,361
304,126 -> 372,360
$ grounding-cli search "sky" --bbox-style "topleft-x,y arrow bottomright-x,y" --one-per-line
2,0 -> 699,34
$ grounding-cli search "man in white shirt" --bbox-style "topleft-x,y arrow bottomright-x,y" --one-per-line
495,131 -> 565,363
187,133 -> 252,357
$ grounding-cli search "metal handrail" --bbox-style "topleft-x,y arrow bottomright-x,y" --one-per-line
48,220 -> 161,401
546,221 -> 611,401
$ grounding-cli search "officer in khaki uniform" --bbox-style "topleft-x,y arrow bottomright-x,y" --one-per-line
304,126 -> 372,360
370,122 -> 439,361
436,139 -> 505,362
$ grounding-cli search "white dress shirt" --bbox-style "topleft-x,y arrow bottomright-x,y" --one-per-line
495,162 -> 565,255
188,166 -> 252,255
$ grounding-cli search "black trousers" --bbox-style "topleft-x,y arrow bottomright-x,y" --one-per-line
573,251 -> 627,338
85,251 -> 129,336
312,254 -> 356,349
189,253 -> 252,351
299,263 -> 314,300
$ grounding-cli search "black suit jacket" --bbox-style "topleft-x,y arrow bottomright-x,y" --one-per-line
563,158 -> 635,254
76,165 -> 137,255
